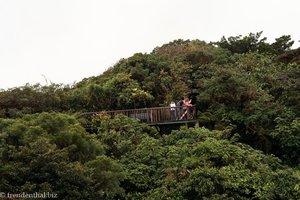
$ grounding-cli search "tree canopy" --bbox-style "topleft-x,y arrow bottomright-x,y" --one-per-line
1,32 -> 300,199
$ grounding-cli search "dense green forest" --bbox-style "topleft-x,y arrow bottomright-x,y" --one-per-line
1,32 -> 300,199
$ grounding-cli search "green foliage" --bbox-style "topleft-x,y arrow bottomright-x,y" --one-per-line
100,73 -> 154,109
93,114 -> 158,158
215,31 -> 268,54
85,155 -> 125,198
122,128 -> 300,199
272,35 -> 295,54
215,31 -> 294,55
272,111 -> 300,166
0,113 -> 124,199
0,84 -> 69,118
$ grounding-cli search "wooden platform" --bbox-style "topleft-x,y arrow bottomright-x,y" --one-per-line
80,106 -> 196,125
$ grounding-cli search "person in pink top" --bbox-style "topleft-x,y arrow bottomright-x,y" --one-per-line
183,98 -> 192,108
182,97 -> 192,119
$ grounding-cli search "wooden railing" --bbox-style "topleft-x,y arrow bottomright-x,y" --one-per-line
80,106 -> 196,125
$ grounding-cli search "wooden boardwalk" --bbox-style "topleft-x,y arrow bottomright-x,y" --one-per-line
80,106 -> 196,125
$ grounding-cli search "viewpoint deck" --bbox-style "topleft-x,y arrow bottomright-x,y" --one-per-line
82,106 -> 196,125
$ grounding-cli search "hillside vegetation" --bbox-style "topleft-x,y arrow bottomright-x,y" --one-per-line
1,32 -> 300,199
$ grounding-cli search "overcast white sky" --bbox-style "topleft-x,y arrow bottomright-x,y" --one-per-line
0,0 -> 299,89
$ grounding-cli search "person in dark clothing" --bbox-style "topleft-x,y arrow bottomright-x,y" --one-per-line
177,96 -> 185,120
